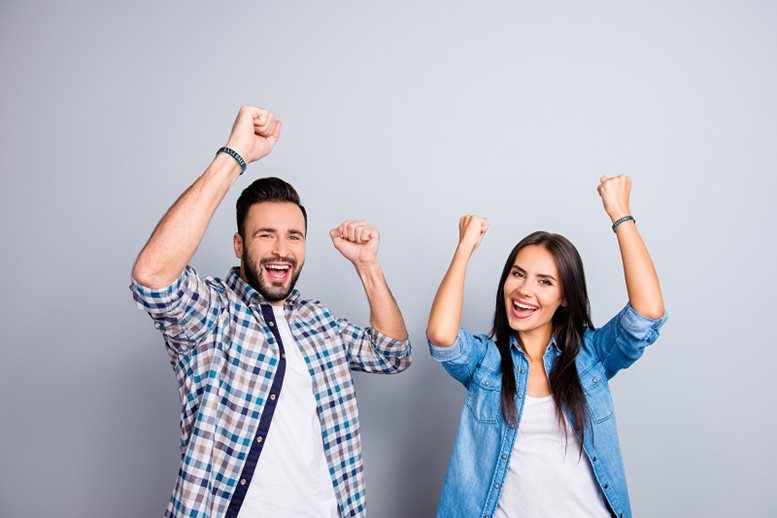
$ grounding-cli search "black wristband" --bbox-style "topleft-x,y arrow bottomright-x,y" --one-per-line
611,215 -> 635,232
217,146 -> 247,175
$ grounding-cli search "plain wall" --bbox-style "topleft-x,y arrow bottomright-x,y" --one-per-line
1,1 -> 776,516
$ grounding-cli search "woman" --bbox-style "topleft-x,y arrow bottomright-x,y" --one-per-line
427,176 -> 666,518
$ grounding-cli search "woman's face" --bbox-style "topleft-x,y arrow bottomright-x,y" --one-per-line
503,244 -> 565,341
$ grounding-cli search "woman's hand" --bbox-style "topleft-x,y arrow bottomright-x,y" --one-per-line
597,175 -> 632,222
458,215 -> 489,252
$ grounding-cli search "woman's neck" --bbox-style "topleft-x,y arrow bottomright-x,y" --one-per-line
517,326 -> 553,362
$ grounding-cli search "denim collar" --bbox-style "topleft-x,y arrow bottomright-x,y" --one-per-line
509,333 -> 560,357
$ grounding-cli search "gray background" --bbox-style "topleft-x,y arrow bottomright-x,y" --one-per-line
1,1 -> 776,516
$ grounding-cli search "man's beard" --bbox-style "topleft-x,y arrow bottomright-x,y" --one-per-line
242,251 -> 302,302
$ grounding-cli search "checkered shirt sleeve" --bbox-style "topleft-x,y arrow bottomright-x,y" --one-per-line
130,266 -> 226,355
336,318 -> 412,373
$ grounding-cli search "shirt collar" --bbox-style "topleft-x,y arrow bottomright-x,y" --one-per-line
225,266 -> 301,307
509,334 -> 560,356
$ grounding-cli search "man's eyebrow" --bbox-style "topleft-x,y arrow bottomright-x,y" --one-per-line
252,227 -> 277,236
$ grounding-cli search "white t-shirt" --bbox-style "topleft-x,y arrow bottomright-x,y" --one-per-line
494,394 -> 611,518
237,307 -> 339,518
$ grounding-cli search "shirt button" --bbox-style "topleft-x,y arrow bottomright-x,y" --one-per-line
519,369 -> 525,374
269,322 -> 275,327
517,394 -> 523,399
281,353 -> 286,359
270,394 -> 276,400
501,453 -> 507,460
484,380 -> 490,386
592,377 -> 598,383
240,479 -> 247,486
256,436 -> 263,443
494,483 -> 500,489
604,483 -> 609,489
592,456 -> 597,461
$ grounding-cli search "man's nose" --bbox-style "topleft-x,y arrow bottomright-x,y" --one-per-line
272,237 -> 290,257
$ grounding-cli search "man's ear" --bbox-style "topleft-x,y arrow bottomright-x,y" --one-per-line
233,232 -> 243,259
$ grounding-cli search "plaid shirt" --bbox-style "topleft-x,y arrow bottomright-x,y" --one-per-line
131,266 -> 412,517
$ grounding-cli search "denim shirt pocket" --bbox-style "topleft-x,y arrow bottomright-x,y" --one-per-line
466,366 -> 503,425
580,364 -> 615,424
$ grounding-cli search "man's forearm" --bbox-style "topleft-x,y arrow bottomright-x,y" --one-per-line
355,263 -> 408,341
132,154 -> 241,289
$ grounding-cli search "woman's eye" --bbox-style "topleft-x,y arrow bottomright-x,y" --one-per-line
539,279 -> 552,286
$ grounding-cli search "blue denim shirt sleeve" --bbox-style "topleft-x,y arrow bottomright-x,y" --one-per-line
588,303 -> 668,379
428,329 -> 491,389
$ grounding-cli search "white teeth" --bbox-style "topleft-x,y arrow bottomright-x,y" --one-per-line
513,301 -> 536,311
265,264 -> 290,271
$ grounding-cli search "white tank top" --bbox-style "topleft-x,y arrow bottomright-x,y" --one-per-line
494,394 -> 611,518
237,307 -> 339,518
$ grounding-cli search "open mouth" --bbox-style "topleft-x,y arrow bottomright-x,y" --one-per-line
263,262 -> 292,282
511,299 -> 538,319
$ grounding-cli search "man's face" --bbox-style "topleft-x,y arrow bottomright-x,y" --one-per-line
234,201 -> 306,305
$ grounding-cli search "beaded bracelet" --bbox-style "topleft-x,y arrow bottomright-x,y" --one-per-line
611,215 -> 635,232
217,146 -> 247,175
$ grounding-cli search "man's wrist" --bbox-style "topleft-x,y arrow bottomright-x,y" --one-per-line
216,146 -> 247,175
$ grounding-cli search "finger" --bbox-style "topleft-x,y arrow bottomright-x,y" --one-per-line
265,120 -> 282,148
256,113 -> 276,136
360,226 -> 378,243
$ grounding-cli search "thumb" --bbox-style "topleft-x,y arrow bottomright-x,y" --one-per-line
266,120 -> 282,148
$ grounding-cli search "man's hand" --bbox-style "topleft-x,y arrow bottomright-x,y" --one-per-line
225,106 -> 282,164
329,220 -> 380,267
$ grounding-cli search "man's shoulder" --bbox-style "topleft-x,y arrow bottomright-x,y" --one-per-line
296,297 -> 333,317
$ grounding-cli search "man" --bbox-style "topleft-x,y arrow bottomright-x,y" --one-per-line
130,106 -> 411,517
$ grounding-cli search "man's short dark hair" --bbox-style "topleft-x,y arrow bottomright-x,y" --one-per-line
236,177 -> 308,238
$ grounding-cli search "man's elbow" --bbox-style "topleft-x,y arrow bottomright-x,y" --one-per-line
131,258 -> 174,290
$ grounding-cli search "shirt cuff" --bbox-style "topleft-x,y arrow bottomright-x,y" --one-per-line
129,267 -> 189,313
620,303 -> 668,341
428,329 -> 467,363
367,328 -> 411,358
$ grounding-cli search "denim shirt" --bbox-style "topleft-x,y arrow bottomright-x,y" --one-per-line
429,304 -> 667,518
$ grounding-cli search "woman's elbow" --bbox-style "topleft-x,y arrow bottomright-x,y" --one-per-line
426,327 -> 457,347
634,302 -> 665,321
